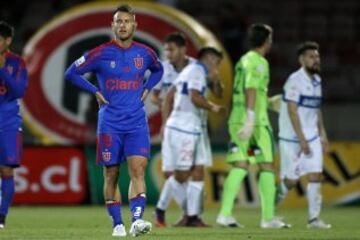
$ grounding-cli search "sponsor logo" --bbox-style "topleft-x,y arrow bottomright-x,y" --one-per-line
75,56 -> 85,67
14,147 -> 86,204
105,79 -> 141,90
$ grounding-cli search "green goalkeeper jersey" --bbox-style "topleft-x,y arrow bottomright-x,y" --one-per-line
228,50 -> 270,126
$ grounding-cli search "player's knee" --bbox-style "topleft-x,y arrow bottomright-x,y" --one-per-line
0,166 -> 14,177
191,165 -> 204,181
307,172 -> 322,182
174,170 -> 190,183
258,162 -> 274,171
233,161 -> 249,170
284,178 -> 297,189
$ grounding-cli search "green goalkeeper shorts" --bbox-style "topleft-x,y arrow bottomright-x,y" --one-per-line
226,124 -> 275,164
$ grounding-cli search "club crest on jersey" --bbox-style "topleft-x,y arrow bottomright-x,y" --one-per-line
103,134 -> 112,148
134,57 -> 143,69
110,61 -> 116,68
102,151 -> 111,162
7,65 -> 13,74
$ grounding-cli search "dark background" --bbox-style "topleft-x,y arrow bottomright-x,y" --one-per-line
2,0 -> 359,142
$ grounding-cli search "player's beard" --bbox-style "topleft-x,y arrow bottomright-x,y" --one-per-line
117,26 -> 135,42
306,64 -> 321,75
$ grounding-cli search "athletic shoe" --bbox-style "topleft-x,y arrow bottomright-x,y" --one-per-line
173,215 -> 188,227
129,219 -> 152,237
186,216 -> 211,227
307,218 -> 331,229
216,214 -> 244,228
0,215 -> 5,229
260,218 -> 292,229
112,224 -> 126,237
154,208 -> 166,227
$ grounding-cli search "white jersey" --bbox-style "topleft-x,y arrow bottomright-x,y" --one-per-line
165,61 -> 208,133
279,68 -> 322,141
153,57 -> 196,98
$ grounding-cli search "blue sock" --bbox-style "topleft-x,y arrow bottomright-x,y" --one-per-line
130,194 -> 146,222
106,202 -> 122,227
0,176 -> 15,216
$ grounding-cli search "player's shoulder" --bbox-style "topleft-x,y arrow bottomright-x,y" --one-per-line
286,68 -> 305,85
187,56 -> 197,64
132,41 -> 157,55
161,60 -> 172,69
6,51 -> 25,65
87,41 -> 114,58
186,61 -> 206,75
239,51 -> 266,68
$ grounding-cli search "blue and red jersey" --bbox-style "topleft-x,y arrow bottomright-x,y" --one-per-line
0,51 -> 28,131
65,40 -> 164,133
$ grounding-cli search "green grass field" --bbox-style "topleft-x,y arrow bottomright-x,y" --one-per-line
1,206 -> 360,239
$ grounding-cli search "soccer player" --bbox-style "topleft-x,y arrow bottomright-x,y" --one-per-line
278,41 -> 331,229
0,21 -> 28,229
163,47 -> 224,227
217,23 -> 289,228
152,32 -> 196,227
65,5 -> 163,237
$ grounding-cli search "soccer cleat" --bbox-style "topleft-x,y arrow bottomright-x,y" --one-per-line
0,214 -> 5,229
186,216 -> 211,227
275,183 -> 288,205
307,218 -> 331,229
112,224 -> 127,237
154,208 -> 166,227
260,218 -> 292,229
129,219 -> 152,237
216,214 -> 244,228
173,215 -> 188,227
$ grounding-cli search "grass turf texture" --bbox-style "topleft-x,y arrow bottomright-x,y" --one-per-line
1,206 -> 359,239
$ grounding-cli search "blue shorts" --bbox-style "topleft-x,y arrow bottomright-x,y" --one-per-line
0,130 -> 23,168
96,126 -> 150,166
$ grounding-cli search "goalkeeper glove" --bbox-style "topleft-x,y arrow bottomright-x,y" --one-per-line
237,109 -> 255,140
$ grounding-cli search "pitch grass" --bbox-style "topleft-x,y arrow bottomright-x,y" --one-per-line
1,206 -> 360,240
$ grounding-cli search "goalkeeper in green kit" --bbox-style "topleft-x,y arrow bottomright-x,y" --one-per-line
216,24 -> 290,228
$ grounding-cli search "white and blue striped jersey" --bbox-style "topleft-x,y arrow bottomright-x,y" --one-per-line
279,67 -> 322,141
165,61 -> 208,134
153,57 -> 196,99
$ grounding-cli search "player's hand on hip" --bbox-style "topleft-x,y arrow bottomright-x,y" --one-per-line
95,91 -> 109,106
299,139 -> 311,156
141,89 -> 149,102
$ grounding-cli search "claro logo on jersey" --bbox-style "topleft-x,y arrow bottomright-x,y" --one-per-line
21,2 -> 232,144
105,75 -> 142,91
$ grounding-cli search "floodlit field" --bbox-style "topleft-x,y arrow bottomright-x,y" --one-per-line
1,206 -> 360,239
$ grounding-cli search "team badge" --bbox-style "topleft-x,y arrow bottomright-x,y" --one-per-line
134,56 -> 144,69
102,151 -> 111,162
103,134 -> 112,148
110,61 -> 116,68
7,65 -> 13,74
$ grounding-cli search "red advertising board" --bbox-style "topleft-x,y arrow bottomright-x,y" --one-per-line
13,147 -> 87,204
